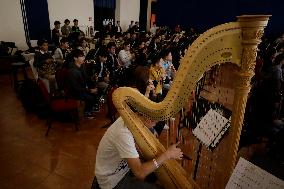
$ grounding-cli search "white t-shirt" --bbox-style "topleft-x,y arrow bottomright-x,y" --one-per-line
95,117 -> 139,189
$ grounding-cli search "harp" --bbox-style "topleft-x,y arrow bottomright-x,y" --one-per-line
113,15 -> 270,189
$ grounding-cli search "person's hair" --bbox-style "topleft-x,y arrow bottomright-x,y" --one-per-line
138,40 -> 145,46
160,49 -> 172,59
71,49 -> 84,58
134,66 -> 150,95
73,19 -> 78,22
60,37 -> 69,44
123,41 -> 131,47
97,49 -> 108,58
64,19 -> 70,24
107,42 -> 116,49
274,53 -> 284,65
151,55 -> 162,66
37,39 -> 48,46
54,21 -> 61,25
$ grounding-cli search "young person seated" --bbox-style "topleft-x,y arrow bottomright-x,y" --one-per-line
53,38 -> 70,68
93,50 -> 110,97
66,49 -> 99,119
95,115 -> 183,189
149,56 -> 165,98
160,49 -> 176,94
33,39 -> 57,94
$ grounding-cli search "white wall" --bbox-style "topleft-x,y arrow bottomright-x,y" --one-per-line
47,0 -> 94,32
0,0 -> 28,50
116,0 -> 140,32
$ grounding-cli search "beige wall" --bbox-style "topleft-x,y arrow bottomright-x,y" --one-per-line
115,0 -> 140,32
0,0 -> 28,50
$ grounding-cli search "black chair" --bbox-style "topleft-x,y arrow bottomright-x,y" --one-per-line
11,62 -> 28,92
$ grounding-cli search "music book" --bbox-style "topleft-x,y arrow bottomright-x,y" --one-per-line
226,157 -> 284,189
192,108 -> 230,148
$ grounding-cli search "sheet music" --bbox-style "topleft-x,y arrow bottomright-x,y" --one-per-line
226,157 -> 284,189
192,108 -> 229,147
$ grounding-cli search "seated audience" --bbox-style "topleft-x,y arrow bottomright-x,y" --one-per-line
149,56 -> 164,97
66,49 -> 99,119
53,38 -> 70,67
34,39 -> 57,94
77,38 -> 90,56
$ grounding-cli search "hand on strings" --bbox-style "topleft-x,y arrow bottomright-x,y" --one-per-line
165,142 -> 183,160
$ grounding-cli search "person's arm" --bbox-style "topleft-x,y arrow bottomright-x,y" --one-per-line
53,49 -> 64,65
126,142 -> 183,180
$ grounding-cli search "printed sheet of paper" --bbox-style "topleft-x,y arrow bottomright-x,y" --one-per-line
226,157 -> 284,189
192,108 -> 228,147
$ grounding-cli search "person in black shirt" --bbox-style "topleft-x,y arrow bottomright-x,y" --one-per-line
66,49 -> 99,119
52,21 -> 63,46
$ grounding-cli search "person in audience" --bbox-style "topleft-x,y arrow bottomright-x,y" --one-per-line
149,56 -> 164,97
161,49 -> 176,94
77,38 -> 90,56
69,19 -> 81,46
150,22 -> 158,36
34,39 -> 57,94
53,37 -> 70,67
130,33 -> 138,48
106,42 -> 119,82
133,21 -> 140,33
115,20 -> 123,36
61,19 -> 72,37
118,41 -> 134,69
66,49 -> 99,119
93,50 -> 110,96
128,21 -> 135,33
72,19 -> 80,33
94,114 -> 183,189
52,21 -> 64,46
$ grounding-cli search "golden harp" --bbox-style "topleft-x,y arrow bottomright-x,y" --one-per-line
113,15 -> 270,189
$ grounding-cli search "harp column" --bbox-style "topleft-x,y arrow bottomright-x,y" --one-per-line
227,15 -> 270,181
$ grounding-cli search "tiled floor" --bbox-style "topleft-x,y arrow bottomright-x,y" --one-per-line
0,74 -> 109,189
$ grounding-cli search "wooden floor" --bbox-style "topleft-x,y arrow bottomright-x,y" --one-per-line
0,74 -> 109,189
0,72 -> 282,189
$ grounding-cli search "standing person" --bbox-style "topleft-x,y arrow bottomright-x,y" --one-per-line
115,21 -> 123,36
52,21 -> 64,46
94,115 -> 183,189
61,19 -> 72,37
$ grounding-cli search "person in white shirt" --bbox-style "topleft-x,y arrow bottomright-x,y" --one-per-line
118,42 -> 133,68
94,116 -> 183,189
53,38 -> 69,67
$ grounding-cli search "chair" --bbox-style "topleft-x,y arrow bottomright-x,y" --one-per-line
38,78 -> 79,136
107,85 -> 118,123
11,62 -> 28,92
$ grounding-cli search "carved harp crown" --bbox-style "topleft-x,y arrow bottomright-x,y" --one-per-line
113,15 -> 270,189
